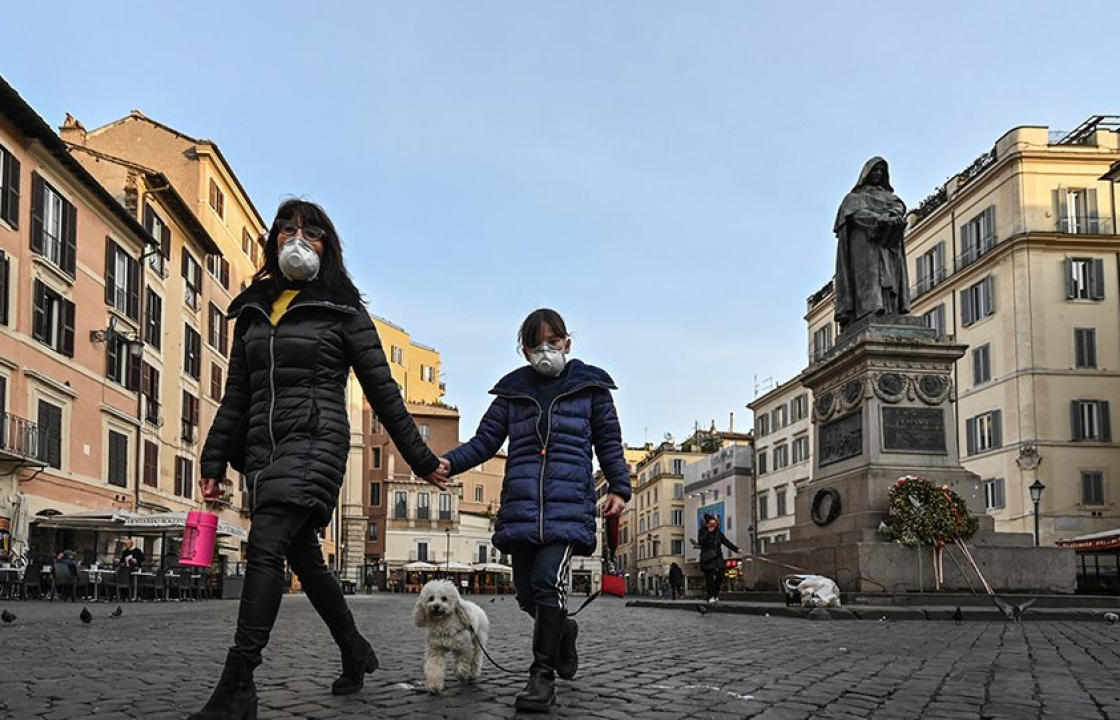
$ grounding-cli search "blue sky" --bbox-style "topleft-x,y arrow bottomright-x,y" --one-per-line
3,2 -> 1117,445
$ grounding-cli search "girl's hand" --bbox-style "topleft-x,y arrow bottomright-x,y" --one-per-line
199,478 -> 222,499
602,493 -> 626,517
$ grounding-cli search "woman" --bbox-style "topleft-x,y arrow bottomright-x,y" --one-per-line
191,199 -> 448,720
697,515 -> 738,605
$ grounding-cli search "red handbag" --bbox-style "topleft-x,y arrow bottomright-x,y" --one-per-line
600,514 -> 625,597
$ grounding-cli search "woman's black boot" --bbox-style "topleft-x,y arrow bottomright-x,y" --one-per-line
331,633 -> 379,695
515,605 -> 565,712
188,651 -> 258,720
556,615 -> 579,680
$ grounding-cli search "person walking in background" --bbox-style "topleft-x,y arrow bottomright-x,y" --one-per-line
190,199 -> 449,720
697,515 -> 738,605
668,562 -> 685,600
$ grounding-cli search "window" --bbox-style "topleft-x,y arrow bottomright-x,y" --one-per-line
1081,472 -> 1104,506
1075,328 -> 1096,369
1058,188 -> 1100,234
758,493 -> 769,520
474,485 -> 484,503
652,511 -> 660,528
671,509 -> 683,526
1072,400 -> 1111,441
792,436 -> 809,464
181,390 -> 199,443
208,178 -> 225,218
654,486 -> 659,503
0,249 -> 8,326
32,280 -> 75,356
673,483 -> 684,499
638,516 -> 645,532
418,423 -> 431,442
439,493 -> 452,520
914,242 -> 946,294
30,174 -> 77,276
144,289 -> 162,350
1065,258 -> 1104,301
757,450 -> 768,475
251,237 -> 260,266
0,144 -> 20,228
242,228 -> 252,256
104,239 -> 139,320
143,204 -> 171,276
184,325 -> 202,379
965,410 -> 1002,455
776,488 -> 788,516
391,346 -> 404,365
771,405 -> 788,431
416,542 -> 429,562
417,492 -> 431,520
959,206 -> 996,267
961,275 -> 995,326
210,363 -> 224,402
757,414 -> 770,437
106,333 -> 140,390
37,399 -> 62,469
107,430 -> 128,488
725,515 -> 732,530
922,304 -> 946,338
182,252 -> 202,310
972,344 -> 992,385
421,364 -> 436,382
207,303 -> 229,356
726,484 -> 732,497
370,482 -> 381,506
791,394 -> 808,421
711,489 -> 717,501
812,324 -> 833,361
174,456 -> 194,499
370,447 -> 381,469
394,491 -> 407,519
671,539 -> 684,555
672,458 -> 685,475
143,440 -> 158,488
368,523 -> 379,542
207,255 -> 230,290
141,363 -> 160,424
983,478 -> 1005,510
773,444 -> 789,470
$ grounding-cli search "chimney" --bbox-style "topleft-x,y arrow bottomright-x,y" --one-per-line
59,113 -> 87,145
729,412 -> 734,433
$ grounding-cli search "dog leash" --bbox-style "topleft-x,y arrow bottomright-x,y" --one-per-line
455,606 -> 524,675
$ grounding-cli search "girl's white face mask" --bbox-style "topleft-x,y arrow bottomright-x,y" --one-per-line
528,343 -> 567,377
278,237 -> 320,282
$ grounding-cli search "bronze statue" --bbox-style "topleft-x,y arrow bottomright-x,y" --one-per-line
833,157 -> 909,331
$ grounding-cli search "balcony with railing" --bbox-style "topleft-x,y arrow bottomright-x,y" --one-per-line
0,411 -> 48,466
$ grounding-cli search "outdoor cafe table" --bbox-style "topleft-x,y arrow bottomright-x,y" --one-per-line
0,565 -> 18,599
131,569 -> 157,601
87,567 -> 114,601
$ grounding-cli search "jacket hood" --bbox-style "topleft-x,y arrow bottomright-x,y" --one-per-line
227,278 -> 363,318
853,156 -> 893,192
490,359 -> 616,398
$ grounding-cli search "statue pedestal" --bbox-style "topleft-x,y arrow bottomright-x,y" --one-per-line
750,316 -> 1075,593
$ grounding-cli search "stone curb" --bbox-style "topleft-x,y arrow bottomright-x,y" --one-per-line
625,600 -> 1115,622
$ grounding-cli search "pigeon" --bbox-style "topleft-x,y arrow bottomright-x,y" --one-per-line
952,606 -> 964,624
697,603 -> 709,615
110,605 -> 123,618
489,598 -> 495,604
1105,612 -> 1118,625
79,606 -> 92,624
992,596 -> 1035,623
1,610 -> 15,624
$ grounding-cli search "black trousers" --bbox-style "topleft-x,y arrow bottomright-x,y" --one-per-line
510,542 -> 574,615
231,504 -> 358,665
703,568 -> 724,600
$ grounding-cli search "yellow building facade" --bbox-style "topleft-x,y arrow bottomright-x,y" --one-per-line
807,118 -> 1120,547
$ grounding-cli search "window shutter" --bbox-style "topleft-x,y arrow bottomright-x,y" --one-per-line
32,280 -> 46,341
104,238 -> 116,305
961,288 -> 974,326
1072,401 -> 1082,440
983,276 -> 994,316
1064,258 -> 1076,299
30,173 -> 44,254
1100,401 -> 1111,442
220,258 -> 230,289
220,314 -> 228,356
161,225 -> 171,261
972,349 -> 982,385
128,351 -> 141,391
0,251 -> 8,326
61,200 -> 77,277
935,304 -> 945,337
181,251 -> 189,280
935,242 -> 945,281
106,335 -> 119,380
960,221 -> 972,263
3,152 -> 19,228
983,206 -> 995,250
1086,189 -> 1099,233
992,410 -> 1002,448
191,394 -> 199,425
1055,189 -> 1069,232
140,361 -> 151,396
143,204 -> 154,234
1090,258 -> 1105,300
966,417 -> 977,455
127,255 -> 139,320
144,441 -> 158,487
1088,329 -> 1096,367
61,299 -> 75,357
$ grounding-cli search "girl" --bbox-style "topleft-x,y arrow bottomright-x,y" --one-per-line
443,308 -> 630,713
192,199 -> 448,720
697,514 -> 739,605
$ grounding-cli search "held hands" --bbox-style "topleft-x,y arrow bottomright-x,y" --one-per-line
199,478 -> 222,500
422,457 -> 452,491
602,493 -> 626,518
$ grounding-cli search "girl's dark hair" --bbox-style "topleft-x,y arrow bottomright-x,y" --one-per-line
518,308 -> 568,348
252,198 -> 362,299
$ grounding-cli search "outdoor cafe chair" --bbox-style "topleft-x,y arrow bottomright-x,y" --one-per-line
20,565 -> 42,600
76,569 -> 92,601
138,569 -> 166,601
111,566 -> 132,602
51,561 -> 77,602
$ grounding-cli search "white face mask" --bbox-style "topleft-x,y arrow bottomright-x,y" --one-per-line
529,343 -> 567,377
278,237 -> 320,282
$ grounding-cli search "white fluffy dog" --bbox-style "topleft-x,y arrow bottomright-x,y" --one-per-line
413,579 -> 490,694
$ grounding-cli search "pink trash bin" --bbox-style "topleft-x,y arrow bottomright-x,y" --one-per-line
180,510 -> 219,568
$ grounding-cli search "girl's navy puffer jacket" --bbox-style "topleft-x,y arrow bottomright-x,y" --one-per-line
445,359 -> 631,556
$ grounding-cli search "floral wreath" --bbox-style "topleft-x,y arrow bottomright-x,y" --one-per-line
878,475 -> 978,547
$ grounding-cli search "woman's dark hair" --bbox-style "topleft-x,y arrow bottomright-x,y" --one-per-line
518,308 -> 568,349
252,198 -> 362,299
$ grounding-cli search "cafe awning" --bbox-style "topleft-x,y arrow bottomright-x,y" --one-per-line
1056,528 -> 1120,552
472,562 -> 513,574
401,561 -> 441,572
32,509 -> 248,540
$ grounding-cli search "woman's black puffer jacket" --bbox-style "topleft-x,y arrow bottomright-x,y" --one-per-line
201,280 -> 439,526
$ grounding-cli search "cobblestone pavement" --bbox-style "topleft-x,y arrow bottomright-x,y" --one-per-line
1,594 -> 1118,719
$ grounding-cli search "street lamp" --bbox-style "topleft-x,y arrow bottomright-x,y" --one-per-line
445,527 -> 451,574
1029,479 -> 1045,547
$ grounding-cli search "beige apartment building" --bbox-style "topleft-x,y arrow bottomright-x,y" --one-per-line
807,117 -> 1120,547
748,377 -> 812,550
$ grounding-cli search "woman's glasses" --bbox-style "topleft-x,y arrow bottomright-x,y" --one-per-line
275,220 -> 326,241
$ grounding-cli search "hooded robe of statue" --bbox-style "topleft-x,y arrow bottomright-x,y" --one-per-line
833,157 -> 909,331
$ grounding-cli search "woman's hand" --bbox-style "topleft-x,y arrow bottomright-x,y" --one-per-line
421,458 -> 451,491
199,477 -> 222,500
602,493 -> 626,517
